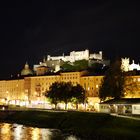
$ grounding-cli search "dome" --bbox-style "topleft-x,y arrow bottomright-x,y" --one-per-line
21,62 -> 33,76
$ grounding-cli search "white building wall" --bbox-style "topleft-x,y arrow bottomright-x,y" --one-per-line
121,58 -> 140,71
46,50 -> 102,62
132,105 -> 140,114
99,104 -> 110,113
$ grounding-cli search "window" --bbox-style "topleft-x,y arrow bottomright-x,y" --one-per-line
96,85 -> 99,88
133,78 -> 136,82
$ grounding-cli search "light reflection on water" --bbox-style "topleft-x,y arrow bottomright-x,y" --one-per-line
0,123 -> 80,140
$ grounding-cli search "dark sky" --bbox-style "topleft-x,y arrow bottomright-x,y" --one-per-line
0,0 -> 139,78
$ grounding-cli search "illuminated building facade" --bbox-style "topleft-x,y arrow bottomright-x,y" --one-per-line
80,76 -> 103,97
0,71 -> 139,109
60,71 -> 87,85
124,75 -> 140,98
34,66 -> 49,76
24,75 -> 61,102
0,79 -> 25,105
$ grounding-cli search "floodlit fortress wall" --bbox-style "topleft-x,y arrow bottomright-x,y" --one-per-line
47,49 -> 103,62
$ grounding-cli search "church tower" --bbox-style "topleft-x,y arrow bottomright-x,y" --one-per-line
121,58 -> 130,72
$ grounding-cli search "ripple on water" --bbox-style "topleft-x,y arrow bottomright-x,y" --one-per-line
65,135 -> 80,140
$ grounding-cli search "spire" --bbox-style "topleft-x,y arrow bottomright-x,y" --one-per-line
132,60 -> 135,64
25,62 -> 29,69
43,56 -> 46,63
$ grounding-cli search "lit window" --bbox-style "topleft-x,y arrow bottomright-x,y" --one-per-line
138,78 -> 140,82
133,78 -> 136,82
96,85 -> 99,88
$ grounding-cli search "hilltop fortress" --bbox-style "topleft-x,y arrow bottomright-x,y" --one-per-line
33,49 -> 109,74
47,49 -> 103,62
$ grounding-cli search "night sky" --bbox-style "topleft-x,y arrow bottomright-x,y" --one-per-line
0,0 -> 139,78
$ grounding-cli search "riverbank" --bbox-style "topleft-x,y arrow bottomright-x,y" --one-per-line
0,110 -> 140,140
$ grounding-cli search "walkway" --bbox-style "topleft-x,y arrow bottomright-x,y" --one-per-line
111,113 -> 140,121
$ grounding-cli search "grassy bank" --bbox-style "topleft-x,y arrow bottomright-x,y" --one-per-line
0,110 -> 140,139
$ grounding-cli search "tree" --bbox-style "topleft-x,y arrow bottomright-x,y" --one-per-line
71,84 -> 86,109
61,60 -> 88,72
45,82 -> 73,110
73,60 -> 88,71
90,62 -> 103,73
99,60 -> 125,101
45,82 -> 61,109
45,82 -> 86,110
61,62 -> 75,71
59,82 -> 73,110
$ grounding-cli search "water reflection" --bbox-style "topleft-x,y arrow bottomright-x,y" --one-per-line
0,123 -> 12,140
13,124 -> 23,140
0,123 -> 79,140
66,135 -> 80,140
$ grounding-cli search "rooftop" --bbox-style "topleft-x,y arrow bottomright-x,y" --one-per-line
101,98 -> 140,104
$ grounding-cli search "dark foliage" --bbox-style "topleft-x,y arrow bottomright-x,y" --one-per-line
99,60 -> 125,101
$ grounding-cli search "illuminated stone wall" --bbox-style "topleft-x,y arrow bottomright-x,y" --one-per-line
80,76 -> 103,97
124,75 -> 140,98
47,49 -> 102,62
0,79 -> 24,103
24,75 -> 61,102
121,58 -> 140,71
60,71 -> 85,85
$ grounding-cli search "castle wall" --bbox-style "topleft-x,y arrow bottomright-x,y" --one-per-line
46,49 -> 102,62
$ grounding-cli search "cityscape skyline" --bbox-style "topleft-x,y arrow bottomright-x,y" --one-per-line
0,1 -> 139,78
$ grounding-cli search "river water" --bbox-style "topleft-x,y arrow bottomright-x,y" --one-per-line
0,123 -> 80,140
